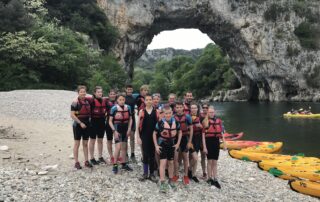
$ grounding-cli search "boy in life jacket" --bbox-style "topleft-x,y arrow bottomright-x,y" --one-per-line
202,106 -> 227,189
88,86 -> 108,165
173,102 -> 193,185
109,94 -> 133,174
137,95 -> 159,182
183,91 -> 193,115
125,84 -> 137,163
136,85 -> 149,113
200,103 -> 209,179
153,106 -> 182,193
70,85 -> 93,169
188,103 -> 203,183
106,89 -> 117,164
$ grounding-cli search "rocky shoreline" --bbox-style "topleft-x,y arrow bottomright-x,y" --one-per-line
0,90 -> 318,201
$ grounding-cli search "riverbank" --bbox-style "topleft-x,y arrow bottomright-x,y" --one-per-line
0,90 -> 317,201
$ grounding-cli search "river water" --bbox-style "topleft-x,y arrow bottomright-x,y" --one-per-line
211,102 -> 320,157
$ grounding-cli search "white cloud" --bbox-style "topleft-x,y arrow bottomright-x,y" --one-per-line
147,28 -> 214,50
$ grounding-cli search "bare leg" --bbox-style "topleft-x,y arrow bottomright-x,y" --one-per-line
174,150 -> 179,176
113,143 -> 121,164
201,151 -> 207,176
182,152 -> 189,177
168,160 -> 174,179
130,131 -> 135,155
82,140 -> 89,162
107,140 -> 113,159
160,159 -> 167,181
89,138 -> 95,159
191,152 -> 198,176
73,140 -> 80,163
121,142 -> 127,163
97,138 -> 103,158
207,159 -> 213,179
212,160 -> 218,179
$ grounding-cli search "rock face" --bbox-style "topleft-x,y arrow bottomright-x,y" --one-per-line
97,0 -> 320,101
136,48 -> 202,70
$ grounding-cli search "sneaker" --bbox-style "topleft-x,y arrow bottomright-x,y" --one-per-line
149,174 -> 157,183
74,162 -> 82,170
207,178 -> 213,185
112,164 -> 118,174
122,164 -> 133,171
130,155 -> 137,163
188,169 -> 193,178
168,180 -> 177,191
192,176 -> 200,183
183,176 -> 190,185
90,158 -> 99,165
159,182 -> 168,193
139,174 -> 148,182
84,161 -> 93,168
211,179 -> 221,189
172,175 -> 179,182
98,157 -> 106,164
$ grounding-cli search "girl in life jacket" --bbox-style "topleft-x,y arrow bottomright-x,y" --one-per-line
202,106 -> 227,189
70,85 -> 92,170
189,103 -> 203,183
109,94 -> 133,174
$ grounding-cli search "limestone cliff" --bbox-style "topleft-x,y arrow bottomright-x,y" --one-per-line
136,48 -> 202,70
97,0 -> 320,101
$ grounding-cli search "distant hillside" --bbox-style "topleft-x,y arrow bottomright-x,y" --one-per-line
135,48 -> 203,70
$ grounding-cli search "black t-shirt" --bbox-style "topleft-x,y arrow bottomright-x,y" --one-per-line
141,108 -> 158,136
125,95 -> 136,115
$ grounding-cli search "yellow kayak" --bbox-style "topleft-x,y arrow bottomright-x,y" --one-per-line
268,167 -> 320,181
241,142 -> 283,153
289,180 -> 320,198
228,150 -> 317,162
258,160 -> 320,171
220,141 -> 271,150
283,113 -> 320,118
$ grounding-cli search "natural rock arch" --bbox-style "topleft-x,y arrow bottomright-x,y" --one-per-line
97,0 -> 320,101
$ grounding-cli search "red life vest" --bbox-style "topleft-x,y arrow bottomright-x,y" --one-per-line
138,97 -> 146,111
160,118 -> 177,139
191,115 -> 202,135
91,97 -> 107,118
205,118 -> 223,138
75,98 -> 91,119
113,104 -> 130,124
183,103 -> 190,115
174,114 -> 189,136
139,108 -> 159,133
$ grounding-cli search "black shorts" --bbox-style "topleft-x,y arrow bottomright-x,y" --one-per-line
205,137 -> 220,160
190,133 -> 202,153
90,118 -> 106,139
73,121 -> 90,141
158,138 -> 175,160
179,135 -> 189,153
114,124 -> 128,144
105,118 -> 113,141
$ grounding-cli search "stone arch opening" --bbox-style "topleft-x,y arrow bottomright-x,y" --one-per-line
97,0 -> 320,101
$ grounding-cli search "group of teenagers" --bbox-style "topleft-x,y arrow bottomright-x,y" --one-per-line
70,84 -> 227,192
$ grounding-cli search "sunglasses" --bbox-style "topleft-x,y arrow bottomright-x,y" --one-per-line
202,107 -> 208,109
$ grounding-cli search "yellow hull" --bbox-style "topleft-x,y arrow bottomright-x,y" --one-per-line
258,160 -> 320,172
289,180 -> 320,198
228,150 -> 318,162
283,113 -> 320,118
268,167 -> 320,181
241,142 -> 283,153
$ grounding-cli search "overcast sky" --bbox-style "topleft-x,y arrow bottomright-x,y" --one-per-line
147,28 -> 213,50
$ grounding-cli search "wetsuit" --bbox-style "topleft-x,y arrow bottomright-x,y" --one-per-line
110,104 -> 132,143
71,98 -> 91,140
155,117 -> 181,160
89,97 -> 107,139
174,114 -> 192,153
140,108 -> 158,173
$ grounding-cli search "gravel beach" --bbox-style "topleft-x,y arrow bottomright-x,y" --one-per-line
0,90 -> 318,202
